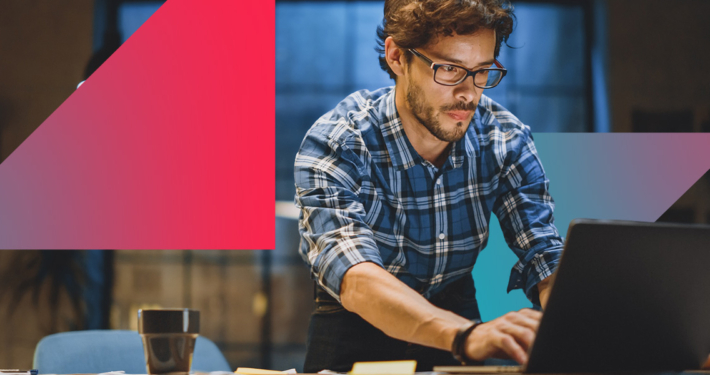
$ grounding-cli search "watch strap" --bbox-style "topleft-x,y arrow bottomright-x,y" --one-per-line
451,319 -> 483,365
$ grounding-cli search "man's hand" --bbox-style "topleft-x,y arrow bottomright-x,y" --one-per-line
464,309 -> 542,365
702,353 -> 710,369
537,276 -> 553,308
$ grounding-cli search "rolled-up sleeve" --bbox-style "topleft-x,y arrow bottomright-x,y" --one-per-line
492,127 -> 563,306
294,125 -> 384,302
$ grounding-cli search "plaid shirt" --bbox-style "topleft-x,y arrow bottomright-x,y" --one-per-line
294,87 -> 563,305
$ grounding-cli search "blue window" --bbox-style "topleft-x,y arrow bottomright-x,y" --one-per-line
118,2 -> 164,42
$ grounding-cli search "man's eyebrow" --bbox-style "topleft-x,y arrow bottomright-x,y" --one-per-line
432,53 -> 496,69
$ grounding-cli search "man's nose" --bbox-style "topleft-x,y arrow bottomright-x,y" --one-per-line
454,75 -> 479,104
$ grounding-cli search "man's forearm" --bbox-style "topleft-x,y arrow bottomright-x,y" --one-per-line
340,262 -> 470,352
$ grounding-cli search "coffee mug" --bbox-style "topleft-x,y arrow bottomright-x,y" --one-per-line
138,309 -> 200,375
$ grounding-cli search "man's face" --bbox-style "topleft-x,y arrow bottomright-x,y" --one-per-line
403,29 -> 497,142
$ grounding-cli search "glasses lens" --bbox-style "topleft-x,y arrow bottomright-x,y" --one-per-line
434,65 -> 466,85
476,69 -> 503,88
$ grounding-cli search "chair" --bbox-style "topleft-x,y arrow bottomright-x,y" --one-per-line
33,330 -> 231,374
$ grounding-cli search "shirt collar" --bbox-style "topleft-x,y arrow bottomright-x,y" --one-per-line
378,87 -> 476,171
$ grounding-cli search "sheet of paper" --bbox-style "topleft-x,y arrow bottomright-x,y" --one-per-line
234,368 -> 288,375
350,360 -> 417,375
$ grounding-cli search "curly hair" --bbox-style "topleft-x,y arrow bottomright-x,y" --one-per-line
376,0 -> 515,80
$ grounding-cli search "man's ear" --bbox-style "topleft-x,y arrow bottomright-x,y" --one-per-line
384,37 -> 406,78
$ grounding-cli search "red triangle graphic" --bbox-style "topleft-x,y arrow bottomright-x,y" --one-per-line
0,0 -> 275,249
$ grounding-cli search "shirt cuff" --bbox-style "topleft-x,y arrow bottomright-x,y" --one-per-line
506,241 -> 563,306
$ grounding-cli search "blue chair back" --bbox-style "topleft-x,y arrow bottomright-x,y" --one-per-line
33,330 -> 231,373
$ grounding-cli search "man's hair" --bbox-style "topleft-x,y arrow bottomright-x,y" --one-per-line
376,0 -> 515,80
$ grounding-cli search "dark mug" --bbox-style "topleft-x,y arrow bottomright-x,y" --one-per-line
138,309 -> 200,375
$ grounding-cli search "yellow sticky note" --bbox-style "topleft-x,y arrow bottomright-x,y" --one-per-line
350,360 -> 417,375
234,368 -> 286,375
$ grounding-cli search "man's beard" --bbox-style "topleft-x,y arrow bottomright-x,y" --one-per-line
405,75 -> 475,143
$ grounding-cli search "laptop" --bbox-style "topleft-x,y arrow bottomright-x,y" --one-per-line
435,219 -> 710,373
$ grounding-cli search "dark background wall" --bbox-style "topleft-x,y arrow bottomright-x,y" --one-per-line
607,0 -> 710,132
0,0 -> 94,162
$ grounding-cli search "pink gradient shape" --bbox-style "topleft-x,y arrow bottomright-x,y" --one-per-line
0,0 -> 274,249
534,133 -> 710,225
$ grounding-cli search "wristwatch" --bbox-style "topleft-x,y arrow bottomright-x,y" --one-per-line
451,319 -> 483,365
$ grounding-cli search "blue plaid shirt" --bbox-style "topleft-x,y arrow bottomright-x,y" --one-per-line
294,87 -> 563,306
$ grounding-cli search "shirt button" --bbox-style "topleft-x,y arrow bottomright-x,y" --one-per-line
439,233 -> 445,240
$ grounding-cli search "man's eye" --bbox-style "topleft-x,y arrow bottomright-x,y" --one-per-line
441,65 -> 458,72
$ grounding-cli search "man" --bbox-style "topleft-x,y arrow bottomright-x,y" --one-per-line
294,0 -> 563,372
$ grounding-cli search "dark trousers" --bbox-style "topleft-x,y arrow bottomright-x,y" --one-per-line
303,274 -> 481,373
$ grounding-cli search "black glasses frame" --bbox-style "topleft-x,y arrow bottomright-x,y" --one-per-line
408,49 -> 507,89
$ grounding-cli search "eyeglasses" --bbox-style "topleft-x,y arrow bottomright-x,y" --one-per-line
408,49 -> 507,89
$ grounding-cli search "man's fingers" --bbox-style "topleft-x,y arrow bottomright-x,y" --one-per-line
517,308 -> 543,320
499,323 -> 536,349
498,333 -> 529,365
505,312 -> 541,332
468,312 -> 541,364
